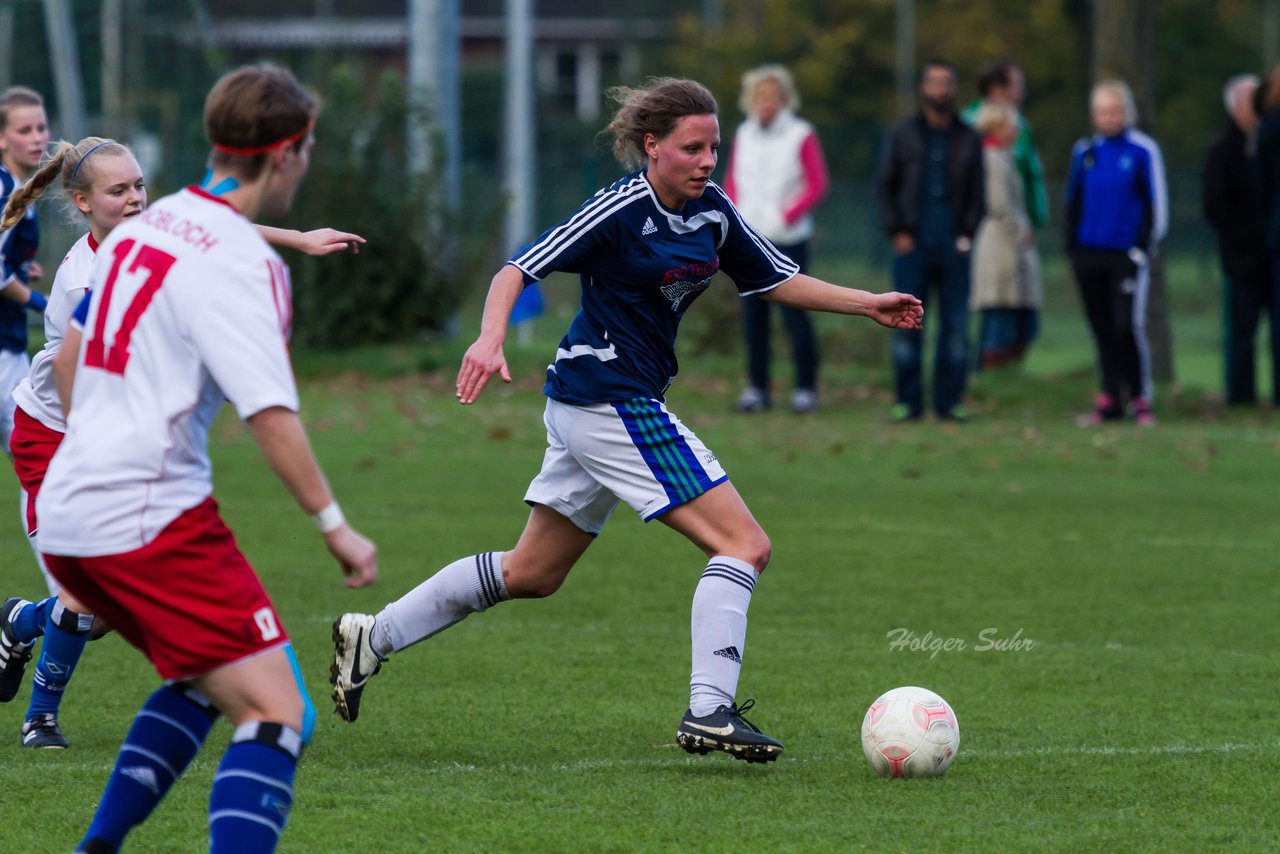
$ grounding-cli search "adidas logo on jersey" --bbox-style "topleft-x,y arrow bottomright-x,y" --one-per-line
713,645 -> 742,663
642,216 -> 658,236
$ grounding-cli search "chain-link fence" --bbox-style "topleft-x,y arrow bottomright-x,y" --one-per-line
5,0 -> 1230,350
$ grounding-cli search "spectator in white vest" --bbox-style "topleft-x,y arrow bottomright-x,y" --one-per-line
724,65 -> 829,413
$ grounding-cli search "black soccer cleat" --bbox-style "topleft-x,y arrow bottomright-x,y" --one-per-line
676,699 -> 783,763
330,613 -> 385,723
22,713 -> 68,749
0,598 -> 34,703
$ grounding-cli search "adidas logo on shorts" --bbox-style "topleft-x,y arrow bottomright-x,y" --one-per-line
713,645 -> 742,663
642,216 -> 658,236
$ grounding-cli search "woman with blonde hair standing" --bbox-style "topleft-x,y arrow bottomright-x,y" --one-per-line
1065,80 -> 1167,426
724,65 -> 829,413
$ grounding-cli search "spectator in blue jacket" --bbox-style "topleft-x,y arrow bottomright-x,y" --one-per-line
1066,79 -> 1168,426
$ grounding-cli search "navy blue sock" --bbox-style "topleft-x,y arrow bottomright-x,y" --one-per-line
10,597 -> 53,644
209,722 -> 301,852
27,600 -> 92,718
80,684 -> 218,852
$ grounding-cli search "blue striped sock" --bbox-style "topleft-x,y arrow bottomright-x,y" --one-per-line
10,597 -> 53,644
80,684 -> 218,851
27,601 -> 92,717
209,722 -> 300,852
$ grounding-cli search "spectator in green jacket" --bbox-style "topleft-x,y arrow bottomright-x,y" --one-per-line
963,61 -> 1048,230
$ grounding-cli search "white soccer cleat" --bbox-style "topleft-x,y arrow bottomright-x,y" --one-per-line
330,613 -> 384,723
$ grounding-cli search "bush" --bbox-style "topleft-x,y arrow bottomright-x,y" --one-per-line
277,64 -> 501,349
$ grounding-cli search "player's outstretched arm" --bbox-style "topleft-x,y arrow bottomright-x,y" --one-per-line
246,406 -> 378,588
762,273 -> 923,330
257,225 -> 366,256
456,264 -> 524,405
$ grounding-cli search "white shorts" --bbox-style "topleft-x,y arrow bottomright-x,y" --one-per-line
0,349 -> 30,453
524,397 -> 728,535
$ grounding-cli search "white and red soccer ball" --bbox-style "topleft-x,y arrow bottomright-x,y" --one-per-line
861,686 -> 960,778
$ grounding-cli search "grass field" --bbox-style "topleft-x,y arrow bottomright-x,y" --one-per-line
2,262 -> 1279,851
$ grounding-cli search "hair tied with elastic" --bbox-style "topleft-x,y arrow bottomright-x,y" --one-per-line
70,140 -> 117,181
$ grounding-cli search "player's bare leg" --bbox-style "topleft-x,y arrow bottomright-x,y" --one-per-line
332,504 -> 593,722
661,482 -> 783,763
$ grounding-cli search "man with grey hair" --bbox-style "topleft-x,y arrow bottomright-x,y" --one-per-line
1203,73 -> 1273,405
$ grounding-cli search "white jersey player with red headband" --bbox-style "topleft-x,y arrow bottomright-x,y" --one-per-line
0,134 -> 365,754
37,64 -> 377,853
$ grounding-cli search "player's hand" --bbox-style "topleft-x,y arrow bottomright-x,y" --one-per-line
868,292 -> 924,330
456,335 -> 511,405
296,228 -> 366,256
324,524 -> 378,588
27,261 -> 44,280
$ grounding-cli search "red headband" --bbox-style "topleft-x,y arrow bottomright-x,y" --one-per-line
211,119 -> 314,157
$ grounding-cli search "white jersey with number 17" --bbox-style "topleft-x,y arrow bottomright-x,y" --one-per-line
37,186 -> 299,557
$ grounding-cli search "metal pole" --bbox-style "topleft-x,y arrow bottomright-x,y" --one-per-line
895,0 -> 915,119
102,0 -> 123,135
504,0 -> 534,255
441,0 -> 461,208
408,0 -> 461,207
0,8 -> 13,91
1266,0 -> 1280,72
407,0 -> 436,179
42,0 -> 86,139
702,0 -> 722,29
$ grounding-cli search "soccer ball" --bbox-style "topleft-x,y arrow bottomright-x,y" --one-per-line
860,686 -> 960,778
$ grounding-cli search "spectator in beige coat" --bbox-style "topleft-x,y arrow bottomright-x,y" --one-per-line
970,102 -> 1042,369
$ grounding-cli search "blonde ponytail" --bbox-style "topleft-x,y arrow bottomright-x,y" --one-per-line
1,142 -> 67,229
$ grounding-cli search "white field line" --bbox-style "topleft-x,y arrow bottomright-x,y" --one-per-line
25,741 -> 1278,778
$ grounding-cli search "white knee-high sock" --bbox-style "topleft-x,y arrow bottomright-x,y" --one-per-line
689,555 -> 758,716
372,552 -> 509,656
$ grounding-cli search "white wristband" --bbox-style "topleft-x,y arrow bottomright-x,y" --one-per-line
312,502 -> 345,533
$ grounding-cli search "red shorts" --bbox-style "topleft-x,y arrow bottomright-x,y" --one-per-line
43,497 -> 290,682
10,406 -> 63,536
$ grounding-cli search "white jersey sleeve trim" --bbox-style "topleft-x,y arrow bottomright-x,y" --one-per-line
737,272 -> 796,298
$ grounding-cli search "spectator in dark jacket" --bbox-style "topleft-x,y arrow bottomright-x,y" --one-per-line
1204,73 -> 1273,405
1253,65 -> 1280,257
876,59 -> 985,421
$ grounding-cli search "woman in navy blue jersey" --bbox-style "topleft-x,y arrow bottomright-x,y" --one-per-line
0,86 -> 50,455
332,78 -> 922,762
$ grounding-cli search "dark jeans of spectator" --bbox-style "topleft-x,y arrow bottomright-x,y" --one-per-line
1223,265 -> 1280,405
741,241 -> 818,398
976,308 -> 1039,370
890,245 -> 971,416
